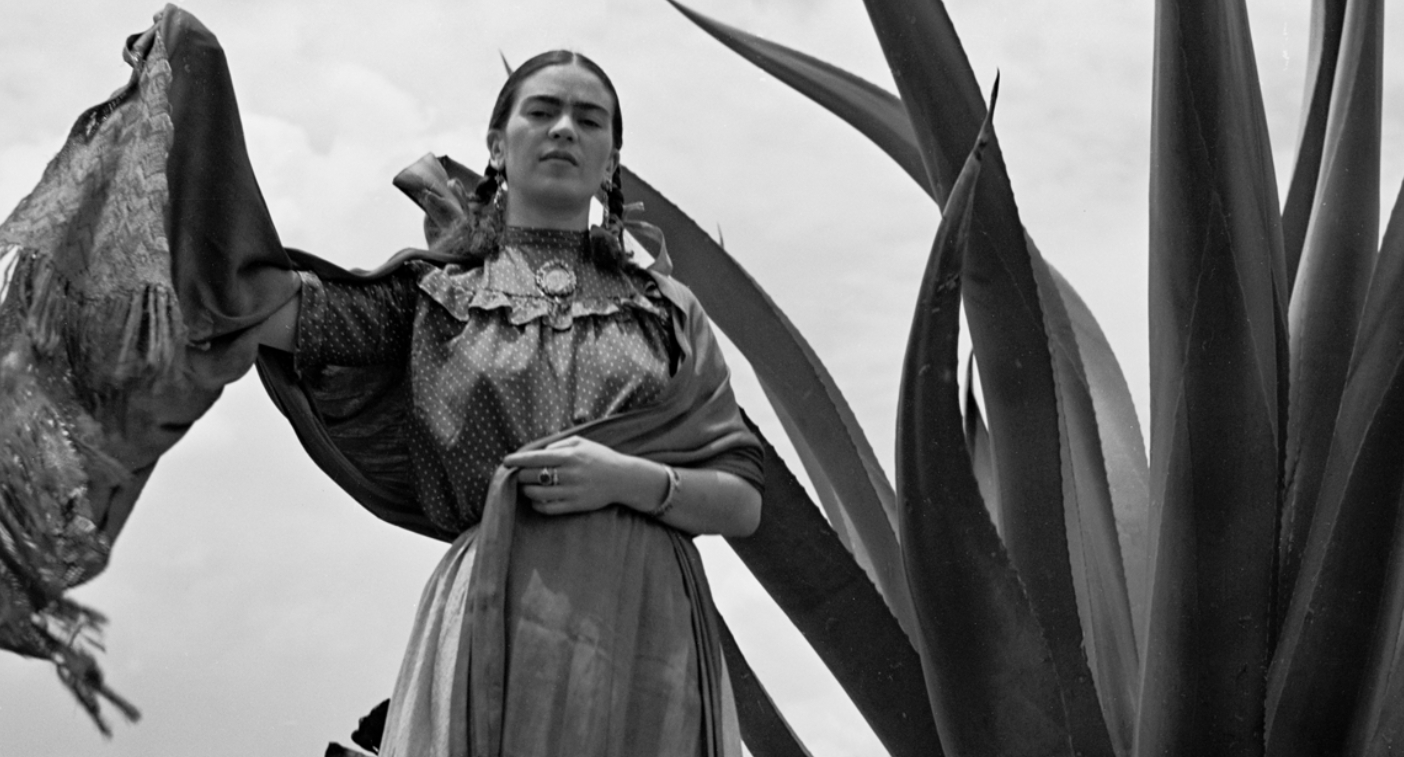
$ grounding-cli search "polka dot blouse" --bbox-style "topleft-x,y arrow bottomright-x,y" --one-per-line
293,227 -> 754,535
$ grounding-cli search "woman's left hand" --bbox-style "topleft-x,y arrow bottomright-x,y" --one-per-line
504,436 -> 667,517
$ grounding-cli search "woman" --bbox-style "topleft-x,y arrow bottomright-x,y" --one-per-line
257,50 -> 764,756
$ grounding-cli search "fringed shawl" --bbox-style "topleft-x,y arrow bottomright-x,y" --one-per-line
0,8 -> 757,753
0,5 -> 299,731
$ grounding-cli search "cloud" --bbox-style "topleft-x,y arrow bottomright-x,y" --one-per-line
0,136 -> 66,218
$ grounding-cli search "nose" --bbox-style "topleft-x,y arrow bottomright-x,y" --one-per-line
548,113 -> 577,142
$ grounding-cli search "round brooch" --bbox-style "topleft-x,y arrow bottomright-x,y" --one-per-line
534,260 -> 578,298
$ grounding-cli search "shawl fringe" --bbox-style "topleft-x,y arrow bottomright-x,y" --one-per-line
12,248 -> 181,389
0,338 -> 138,733
3,4 -> 304,735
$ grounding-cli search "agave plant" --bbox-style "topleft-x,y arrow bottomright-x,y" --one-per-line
601,0 -> 1404,754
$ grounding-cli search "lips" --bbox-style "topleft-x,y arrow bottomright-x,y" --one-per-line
540,150 -> 578,165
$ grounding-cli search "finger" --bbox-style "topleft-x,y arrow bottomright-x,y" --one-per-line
545,436 -> 583,450
519,485 -> 567,502
519,482 -> 581,501
503,450 -> 569,468
531,499 -> 571,515
532,498 -> 597,516
515,466 -> 569,487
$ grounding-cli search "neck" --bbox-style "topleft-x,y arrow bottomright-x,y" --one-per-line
504,198 -> 590,231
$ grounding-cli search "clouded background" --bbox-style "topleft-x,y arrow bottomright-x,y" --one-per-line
2,1 -> 1403,754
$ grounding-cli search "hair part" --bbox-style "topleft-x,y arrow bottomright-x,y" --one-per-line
488,50 -> 623,151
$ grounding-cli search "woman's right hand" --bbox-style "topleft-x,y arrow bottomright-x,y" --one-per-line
505,436 -> 667,518
504,436 -> 762,537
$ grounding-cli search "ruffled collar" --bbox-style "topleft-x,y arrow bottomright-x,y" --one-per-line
417,228 -> 666,331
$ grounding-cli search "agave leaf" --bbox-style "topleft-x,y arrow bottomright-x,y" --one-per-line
665,0 -> 926,191
1277,0 -> 1382,640
1281,0 -> 1350,290
673,1 -> 1148,746
618,167 -> 922,645
1267,169 -> 1403,754
673,0 -> 929,201
669,0 -> 1150,484
670,0 -> 973,205
898,84 -> 1073,755
726,414 -> 942,757
1029,255 -> 1140,753
1345,182 -> 1404,755
864,1 -> 1142,751
1137,0 -> 1288,751
672,0 -> 1150,656
1044,265 -> 1150,651
717,618 -> 814,757
852,0 -> 983,202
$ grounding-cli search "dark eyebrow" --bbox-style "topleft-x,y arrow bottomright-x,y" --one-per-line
520,94 -> 610,116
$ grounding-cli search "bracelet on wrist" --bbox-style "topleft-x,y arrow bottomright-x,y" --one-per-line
647,465 -> 682,519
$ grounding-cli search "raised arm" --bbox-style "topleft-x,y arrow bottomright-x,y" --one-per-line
255,268 -> 417,366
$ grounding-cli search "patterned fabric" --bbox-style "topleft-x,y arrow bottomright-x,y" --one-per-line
1,7 -> 301,732
293,227 -> 678,533
450,263 -> 757,757
0,10 -> 763,750
0,20 -> 178,660
293,227 -> 758,756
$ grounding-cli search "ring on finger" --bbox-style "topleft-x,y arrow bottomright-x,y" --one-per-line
538,467 -> 559,487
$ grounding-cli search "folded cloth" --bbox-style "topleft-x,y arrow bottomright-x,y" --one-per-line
0,4 -> 297,732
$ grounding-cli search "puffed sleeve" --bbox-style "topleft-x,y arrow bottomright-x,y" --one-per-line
293,267 -> 420,374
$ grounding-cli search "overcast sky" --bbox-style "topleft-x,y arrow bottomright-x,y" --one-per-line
3,1 -> 1403,755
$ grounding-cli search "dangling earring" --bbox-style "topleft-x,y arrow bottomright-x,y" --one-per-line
490,169 -> 508,222
474,163 -> 501,204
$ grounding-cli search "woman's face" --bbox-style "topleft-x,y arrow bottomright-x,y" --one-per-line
488,63 -> 619,227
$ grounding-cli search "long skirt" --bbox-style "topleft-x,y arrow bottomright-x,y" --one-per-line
377,505 -> 740,757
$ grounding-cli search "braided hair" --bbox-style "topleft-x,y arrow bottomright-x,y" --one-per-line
433,51 -> 631,269
588,164 -> 630,271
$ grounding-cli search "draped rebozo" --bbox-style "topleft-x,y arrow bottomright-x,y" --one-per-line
0,6 -> 758,751
0,5 -> 297,731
